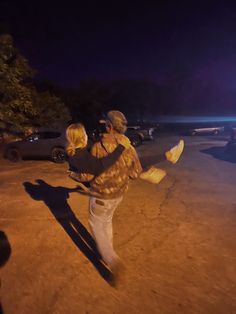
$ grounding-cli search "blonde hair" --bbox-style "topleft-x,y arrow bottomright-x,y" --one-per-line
66,123 -> 87,156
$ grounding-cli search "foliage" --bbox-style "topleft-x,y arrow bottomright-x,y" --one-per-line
0,34 -> 70,132
32,91 -> 71,128
46,80 -> 113,129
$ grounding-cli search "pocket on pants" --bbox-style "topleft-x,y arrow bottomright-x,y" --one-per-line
90,198 -> 106,216
95,199 -> 105,206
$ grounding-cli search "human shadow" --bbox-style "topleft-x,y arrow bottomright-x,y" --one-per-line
0,231 -> 12,314
200,146 -> 236,163
23,179 -> 112,282
0,231 -> 11,269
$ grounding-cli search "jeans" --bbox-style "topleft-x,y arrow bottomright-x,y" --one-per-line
89,196 -> 123,267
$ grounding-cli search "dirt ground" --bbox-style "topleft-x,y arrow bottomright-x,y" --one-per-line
0,134 -> 236,314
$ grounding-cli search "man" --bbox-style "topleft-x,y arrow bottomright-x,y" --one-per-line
89,111 -> 142,280
73,110 -> 184,285
73,111 -> 142,284
69,110 -> 142,285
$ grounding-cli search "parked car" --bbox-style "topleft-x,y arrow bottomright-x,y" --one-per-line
89,123 -> 145,147
225,127 -> 236,157
3,122 -> 152,163
3,130 -> 67,163
127,125 -> 156,141
187,125 -> 224,136
125,127 -> 143,147
0,128 -> 24,143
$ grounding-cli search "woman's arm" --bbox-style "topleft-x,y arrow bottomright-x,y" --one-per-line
68,144 -> 125,177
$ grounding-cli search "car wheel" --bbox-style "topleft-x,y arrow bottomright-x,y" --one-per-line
51,147 -> 66,163
130,134 -> 142,147
191,131 -> 197,136
213,130 -> 219,135
6,148 -> 21,162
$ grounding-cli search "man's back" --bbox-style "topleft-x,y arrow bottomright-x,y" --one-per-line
90,133 -> 142,199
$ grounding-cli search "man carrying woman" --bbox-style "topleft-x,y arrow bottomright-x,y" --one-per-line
66,111 -> 184,286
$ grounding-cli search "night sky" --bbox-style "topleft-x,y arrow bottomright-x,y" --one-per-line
1,0 -> 236,92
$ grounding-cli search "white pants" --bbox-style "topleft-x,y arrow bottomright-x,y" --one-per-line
89,196 -> 123,267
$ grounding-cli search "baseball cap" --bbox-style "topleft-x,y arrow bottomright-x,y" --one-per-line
107,110 -> 127,133
100,110 -> 128,134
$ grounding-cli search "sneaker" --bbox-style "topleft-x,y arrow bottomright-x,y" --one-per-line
140,167 -> 166,184
165,139 -> 184,164
109,259 -> 126,288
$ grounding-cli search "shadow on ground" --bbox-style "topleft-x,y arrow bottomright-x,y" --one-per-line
23,179 -> 112,282
200,146 -> 236,163
0,231 -> 12,314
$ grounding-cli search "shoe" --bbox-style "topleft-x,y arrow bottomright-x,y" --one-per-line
109,259 -> 126,288
140,167 -> 166,184
165,139 -> 184,164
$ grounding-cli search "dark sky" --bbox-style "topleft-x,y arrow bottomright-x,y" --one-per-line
1,0 -> 236,90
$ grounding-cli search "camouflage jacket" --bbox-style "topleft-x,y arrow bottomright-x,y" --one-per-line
74,133 -> 142,199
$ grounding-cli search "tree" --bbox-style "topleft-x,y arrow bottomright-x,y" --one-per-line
32,91 -> 71,127
109,79 -> 162,120
0,34 -> 70,131
70,80 -> 113,128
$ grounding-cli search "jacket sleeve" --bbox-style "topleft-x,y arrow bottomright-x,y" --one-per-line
86,144 -> 124,176
68,144 -> 124,179
128,146 -> 143,179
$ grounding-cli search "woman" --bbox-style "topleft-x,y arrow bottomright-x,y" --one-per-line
66,123 -> 130,182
